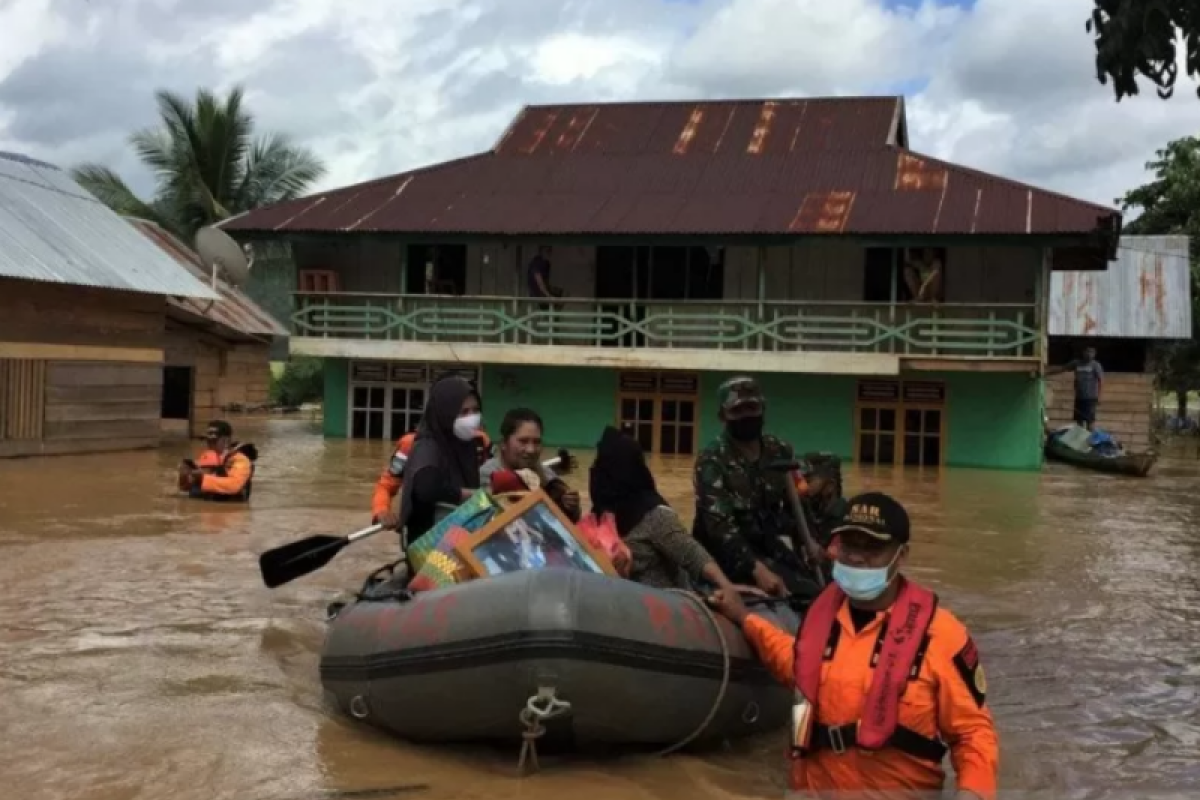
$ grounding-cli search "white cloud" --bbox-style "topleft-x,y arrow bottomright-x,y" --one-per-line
1,0 -> 1199,211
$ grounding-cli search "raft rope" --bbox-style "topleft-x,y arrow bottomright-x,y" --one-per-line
651,588 -> 732,757
517,687 -> 573,775
515,588 -> 732,776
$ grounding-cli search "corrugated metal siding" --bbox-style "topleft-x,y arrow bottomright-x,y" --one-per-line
223,147 -> 1117,238
0,151 -> 216,299
128,218 -> 287,339
1049,235 -> 1192,339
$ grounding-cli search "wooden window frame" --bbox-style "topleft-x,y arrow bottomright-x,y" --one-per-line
853,379 -> 948,467
615,370 -> 701,456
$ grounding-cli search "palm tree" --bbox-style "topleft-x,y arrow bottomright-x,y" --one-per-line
72,85 -> 325,241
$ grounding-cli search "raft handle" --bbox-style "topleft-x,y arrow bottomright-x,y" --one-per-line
349,695 -> 370,720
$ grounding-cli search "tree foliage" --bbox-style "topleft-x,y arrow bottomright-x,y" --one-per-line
1118,136 -> 1200,411
72,86 -> 325,241
270,357 -> 324,409
1087,1 -> 1200,100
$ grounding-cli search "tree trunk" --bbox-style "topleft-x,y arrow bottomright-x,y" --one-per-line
1177,389 -> 1189,419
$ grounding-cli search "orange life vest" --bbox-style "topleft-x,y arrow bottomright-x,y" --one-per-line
792,578 -> 946,762
193,444 -> 258,502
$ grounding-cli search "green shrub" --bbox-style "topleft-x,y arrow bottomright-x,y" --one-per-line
271,356 -> 323,407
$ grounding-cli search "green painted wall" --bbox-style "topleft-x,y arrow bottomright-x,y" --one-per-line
324,359 -> 349,437
942,372 -> 1043,470
325,360 -> 1042,471
479,365 -> 617,447
696,372 -> 857,457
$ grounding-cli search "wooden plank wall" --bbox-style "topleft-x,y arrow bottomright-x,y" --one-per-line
1046,371 -> 1154,451
0,277 -> 164,351
194,343 -> 272,437
42,361 -> 161,453
0,358 -> 47,440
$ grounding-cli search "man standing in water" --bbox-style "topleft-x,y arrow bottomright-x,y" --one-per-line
692,376 -> 824,601
707,492 -> 999,800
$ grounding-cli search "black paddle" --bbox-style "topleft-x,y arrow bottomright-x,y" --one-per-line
258,450 -> 575,589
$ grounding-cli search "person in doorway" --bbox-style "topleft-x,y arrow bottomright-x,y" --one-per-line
479,407 -> 581,522
707,492 -> 999,800
1051,347 -> 1104,431
693,376 -> 825,603
371,426 -> 492,530
526,246 -> 562,300
396,377 -> 484,550
591,426 -> 741,593
903,247 -> 944,303
177,420 -> 258,502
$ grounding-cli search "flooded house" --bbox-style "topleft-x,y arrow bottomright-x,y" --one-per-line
220,96 -> 1123,470
129,219 -> 287,439
1046,235 -> 1192,450
0,151 -> 216,458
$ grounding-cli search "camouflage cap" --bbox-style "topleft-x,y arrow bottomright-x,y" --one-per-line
717,376 -> 765,412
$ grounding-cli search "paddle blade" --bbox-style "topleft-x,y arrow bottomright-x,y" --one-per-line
259,534 -> 348,589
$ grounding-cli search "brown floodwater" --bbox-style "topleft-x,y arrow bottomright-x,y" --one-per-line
2,418 -> 1199,800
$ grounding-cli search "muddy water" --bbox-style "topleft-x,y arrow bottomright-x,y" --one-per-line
1,419 -> 1199,800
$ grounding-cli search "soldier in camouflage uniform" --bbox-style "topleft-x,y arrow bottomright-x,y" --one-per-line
692,376 -> 824,602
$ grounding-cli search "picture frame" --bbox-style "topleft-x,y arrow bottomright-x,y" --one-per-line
453,489 -> 617,579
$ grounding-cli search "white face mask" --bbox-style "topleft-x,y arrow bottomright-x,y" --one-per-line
453,413 -> 482,441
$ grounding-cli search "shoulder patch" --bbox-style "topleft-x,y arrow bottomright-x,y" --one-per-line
951,636 -> 987,707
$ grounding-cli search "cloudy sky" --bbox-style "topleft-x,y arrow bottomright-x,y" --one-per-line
1,0 -> 1198,211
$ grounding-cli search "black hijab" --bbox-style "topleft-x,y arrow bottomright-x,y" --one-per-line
398,376 -> 481,532
588,425 -> 667,538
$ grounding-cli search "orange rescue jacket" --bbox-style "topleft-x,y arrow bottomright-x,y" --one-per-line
193,444 -> 257,502
370,430 -> 493,521
742,578 -> 999,800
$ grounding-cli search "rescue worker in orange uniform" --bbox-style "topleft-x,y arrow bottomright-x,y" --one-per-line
371,427 -> 492,530
708,492 -> 999,800
177,420 -> 258,502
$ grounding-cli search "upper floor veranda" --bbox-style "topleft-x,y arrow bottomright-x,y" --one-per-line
277,236 -> 1060,376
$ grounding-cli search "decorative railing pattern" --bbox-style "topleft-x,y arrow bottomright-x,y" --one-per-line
291,293 -> 1040,358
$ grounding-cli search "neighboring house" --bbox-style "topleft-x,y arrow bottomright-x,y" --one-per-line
0,151 -> 215,458
1046,235 -> 1192,450
220,96 -> 1122,470
129,219 -> 288,438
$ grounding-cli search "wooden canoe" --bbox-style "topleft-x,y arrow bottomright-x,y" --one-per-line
1044,436 -> 1158,477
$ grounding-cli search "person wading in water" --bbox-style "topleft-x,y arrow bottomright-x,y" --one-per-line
707,491 -> 999,800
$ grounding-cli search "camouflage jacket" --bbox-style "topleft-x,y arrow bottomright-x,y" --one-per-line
692,431 -> 802,584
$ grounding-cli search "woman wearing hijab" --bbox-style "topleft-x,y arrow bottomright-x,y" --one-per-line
398,376 -> 484,550
589,426 -> 740,593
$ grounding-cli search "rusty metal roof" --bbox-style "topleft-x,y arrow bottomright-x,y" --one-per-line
493,97 -> 907,156
1049,235 -> 1192,339
222,97 -> 1118,240
129,218 -> 287,340
0,151 -> 216,298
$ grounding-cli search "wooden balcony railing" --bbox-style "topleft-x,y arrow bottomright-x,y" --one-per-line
291,293 -> 1041,358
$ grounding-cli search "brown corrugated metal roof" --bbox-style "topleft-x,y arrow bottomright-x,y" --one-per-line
222,97 -> 1118,239
492,97 -> 905,156
129,219 -> 288,340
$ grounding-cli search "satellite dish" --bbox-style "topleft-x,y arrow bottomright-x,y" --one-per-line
195,226 -> 251,287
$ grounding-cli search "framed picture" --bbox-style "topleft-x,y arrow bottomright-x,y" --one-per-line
453,489 -> 616,579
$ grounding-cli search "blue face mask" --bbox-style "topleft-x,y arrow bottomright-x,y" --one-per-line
831,549 -> 902,602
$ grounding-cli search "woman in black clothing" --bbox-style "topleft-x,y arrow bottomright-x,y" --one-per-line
589,426 -> 739,593
398,376 -> 483,549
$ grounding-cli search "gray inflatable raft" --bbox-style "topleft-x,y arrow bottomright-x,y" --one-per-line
320,567 -> 799,750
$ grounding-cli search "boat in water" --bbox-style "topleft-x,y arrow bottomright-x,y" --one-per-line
1044,424 -> 1157,478
320,567 -> 798,754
